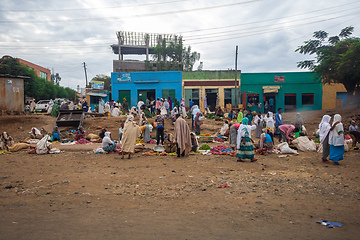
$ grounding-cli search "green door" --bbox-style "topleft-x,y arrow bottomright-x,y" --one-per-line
184,89 -> 192,107
162,89 -> 175,101
119,90 -> 131,104
138,90 -> 148,102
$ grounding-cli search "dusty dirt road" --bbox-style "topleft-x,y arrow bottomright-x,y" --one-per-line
0,108 -> 359,239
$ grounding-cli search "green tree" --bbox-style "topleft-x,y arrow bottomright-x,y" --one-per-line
87,74 -> 111,91
182,46 -> 200,71
296,26 -> 360,102
152,42 -> 200,71
0,57 -> 78,101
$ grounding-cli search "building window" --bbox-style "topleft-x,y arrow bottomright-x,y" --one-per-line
285,94 -> 296,112
40,71 -> 47,80
224,88 -> 232,105
302,93 -> 314,105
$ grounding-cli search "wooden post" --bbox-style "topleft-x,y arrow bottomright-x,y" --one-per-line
234,46 -> 238,106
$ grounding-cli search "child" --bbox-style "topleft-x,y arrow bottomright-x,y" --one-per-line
118,123 -> 124,142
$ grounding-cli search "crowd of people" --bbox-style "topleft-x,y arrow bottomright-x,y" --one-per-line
10,96 -> 359,165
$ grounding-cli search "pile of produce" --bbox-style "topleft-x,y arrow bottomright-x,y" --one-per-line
210,145 -> 233,155
206,113 -> 216,119
199,144 -> 211,150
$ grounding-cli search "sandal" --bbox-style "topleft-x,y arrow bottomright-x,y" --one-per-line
237,159 -> 244,162
251,159 -> 258,162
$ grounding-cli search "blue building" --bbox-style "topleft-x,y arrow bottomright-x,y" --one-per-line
111,71 -> 182,108
86,90 -> 110,111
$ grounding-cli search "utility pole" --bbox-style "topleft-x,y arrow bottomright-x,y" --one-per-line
83,62 -> 88,87
234,46 -> 238,107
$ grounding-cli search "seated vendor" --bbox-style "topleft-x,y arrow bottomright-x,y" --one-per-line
256,128 -> 274,155
99,128 -> 107,139
75,125 -> 85,141
349,120 -> 360,147
216,107 -> 224,117
51,126 -> 61,142
228,110 -> 235,120
102,131 -> 116,153
190,132 -> 198,152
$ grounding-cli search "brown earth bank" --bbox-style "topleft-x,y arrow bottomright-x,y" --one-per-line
0,106 -> 359,239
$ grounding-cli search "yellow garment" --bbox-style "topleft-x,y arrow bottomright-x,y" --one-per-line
121,121 -> 141,154
7,143 -> 29,152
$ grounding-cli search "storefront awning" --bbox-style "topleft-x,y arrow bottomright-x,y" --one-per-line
87,91 -> 107,97
263,86 -> 280,93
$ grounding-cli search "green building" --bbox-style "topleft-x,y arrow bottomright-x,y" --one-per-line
241,72 -> 322,113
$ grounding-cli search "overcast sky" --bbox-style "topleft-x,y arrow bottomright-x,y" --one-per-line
1,0 -> 359,90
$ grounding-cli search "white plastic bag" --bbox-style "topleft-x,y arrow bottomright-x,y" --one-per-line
292,136 -> 316,152
277,142 -> 298,154
36,135 -> 51,154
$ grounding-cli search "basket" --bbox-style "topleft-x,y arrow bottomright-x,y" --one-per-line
199,136 -> 213,142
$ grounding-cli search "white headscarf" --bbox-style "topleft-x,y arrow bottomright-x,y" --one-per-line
125,114 -> 134,123
332,114 -> 344,137
192,105 -> 200,117
319,115 -> 331,144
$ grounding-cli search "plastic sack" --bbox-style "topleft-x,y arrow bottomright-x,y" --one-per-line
36,135 -> 51,154
277,142 -> 298,154
292,136 -> 316,152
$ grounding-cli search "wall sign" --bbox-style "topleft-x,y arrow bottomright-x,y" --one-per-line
91,80 -> 104,90
274,76 -> 285,83
117,73 -> 131,82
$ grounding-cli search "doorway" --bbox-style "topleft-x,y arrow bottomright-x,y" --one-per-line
138,89 -> 155,102
205,89 -> 218,111
162,89 -> 175,102
264,94 -> 276,113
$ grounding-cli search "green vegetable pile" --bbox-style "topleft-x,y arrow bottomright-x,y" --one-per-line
206,113 -> 216,119
199,144 -> 211,150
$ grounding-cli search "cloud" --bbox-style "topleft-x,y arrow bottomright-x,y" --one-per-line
0,0 -> 359,90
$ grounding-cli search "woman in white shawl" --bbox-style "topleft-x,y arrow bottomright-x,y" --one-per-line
328,114 -> 344,164
121,115 -> 141,159
236,118 -> 257,162
192,105 -> 200,130
254,111 -> 264,138
102,132 -> 116,153
319,115 -> 331,163
294,112 -> 304,130
139,111 -> 147,126
160,105 -> 167,116
179,104 -> 187,118
263,112 -> 275,131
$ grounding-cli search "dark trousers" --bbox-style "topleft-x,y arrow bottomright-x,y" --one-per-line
176,143 -> 185,157
156,127 -> 164,145
322,134 -> 330,160
279,130 -> 286,143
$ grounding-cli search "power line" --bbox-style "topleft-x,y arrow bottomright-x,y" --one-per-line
0,37 -> 114,43
185,10 -> 360,40
187,14 -> 358,45
0,0 -> 189,12
177,1 -> 360,35
0,44 -> 112,49
0,0 -> 262,23
0,1 -> 357,44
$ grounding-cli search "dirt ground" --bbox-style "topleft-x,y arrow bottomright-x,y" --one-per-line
0,107 -> 359,239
